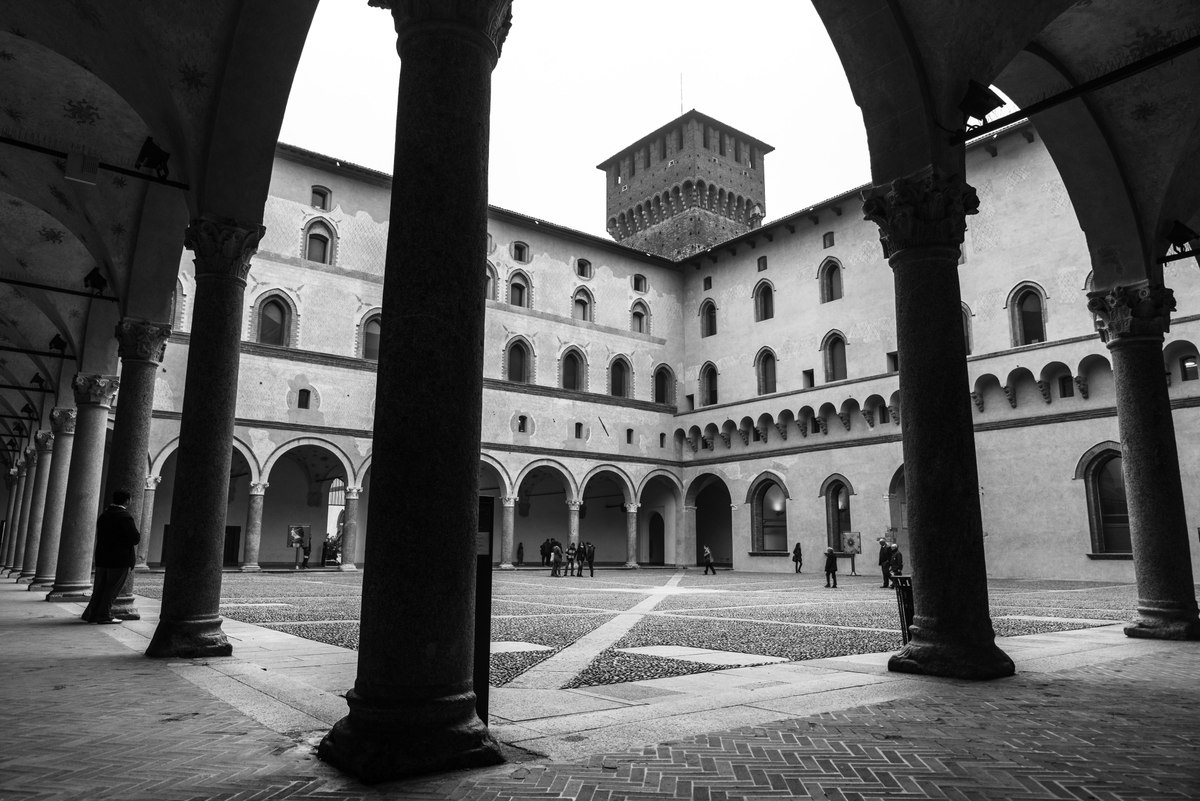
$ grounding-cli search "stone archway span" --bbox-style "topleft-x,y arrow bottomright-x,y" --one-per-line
636,469 -> 683,504
1074,441 -> 1122,480
744,470 -> 790,505
261,436 -> 354,483
684,471 -> 734,506
150,434 -> 261,484
580,464 -> 635,505
353,453 -> 372,487
818,472 -> 855,498
479,452 -> 514,498
514,458 -> 580,503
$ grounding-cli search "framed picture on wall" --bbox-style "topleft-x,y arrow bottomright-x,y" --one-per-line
287,525 -> 309,549
842,531 -> 861,555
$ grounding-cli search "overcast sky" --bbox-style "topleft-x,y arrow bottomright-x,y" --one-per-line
279,0 -> 874,238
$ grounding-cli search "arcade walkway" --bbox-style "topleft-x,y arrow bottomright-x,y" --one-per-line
2,577 -> 1198,799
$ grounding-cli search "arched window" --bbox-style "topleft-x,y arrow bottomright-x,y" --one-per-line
509,272 -> 530,307
1010,284 -> 1047,345
823,332 -> 847,382
561,349 -> 584,391
485,263 -> 497,301
824,479 -> 852,550
610,357 -> 630,397
756,349 -> 777,395
362,316 -> 381,361
751,478 -> 788,552
572,288 -> 593,322
653,365 -> 674,404
631,301 -> 649,333
305,221 -> 333,264
505,340 -> 531,383
632,274 -> 647,292
700,300 -> 717,337
511,241 -> 530,263
1084,450 -> 1130,554
699,363 -> 718,406
576,258 -> 592,278
753,281 -> 774,321
820,260 -> 843,302
258,298 -> 289,346
311,186 -> 330,210
962,302 -> 973,355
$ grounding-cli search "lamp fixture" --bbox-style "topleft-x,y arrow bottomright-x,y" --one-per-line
83,266 -> 108,295
48,333 -> 67,352
959,80 -> 1005,125
135,136 -> 170,179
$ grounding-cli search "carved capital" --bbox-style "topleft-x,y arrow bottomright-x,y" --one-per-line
34,430 -> 54,452
50,407 -> 77,435
862,167 -> 978,259
23,446 -> 37,469
71,373 -> 119,407
624,503 -> 640,514
249,482 -> 270,496
1087,283 -> 1175,344
345,486 -> 363,500
115,318 -> 171,363
145,475 -> 162,490
14,458 -> 26,475
184,217 -> 265,284
370,0 -> 513,62
566,500 -> 582,511
500,495 -> 516,507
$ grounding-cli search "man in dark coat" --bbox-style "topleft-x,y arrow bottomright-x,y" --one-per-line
888,543 -> 904,586
81,490 -> 141,624
878,538 -> 891,588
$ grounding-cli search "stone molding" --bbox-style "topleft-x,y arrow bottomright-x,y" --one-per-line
370,0 -> 513,60
1087,282 -> 1175,344
250,482 -> 270,496
566,500 -> 582,511
71,374 -> 119,407
862,167 -> 978,259
34,431 -> 54,452
50,408 -> 77,435
115,319 -> 172,363
145,475 -> 162,490
184,217 -> 265,283
345,486 -> 362,500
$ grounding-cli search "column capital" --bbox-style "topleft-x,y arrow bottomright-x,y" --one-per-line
115,318 -> 172,363
23,446 -> 37,469
249,482 -> 270,496
145,475 -> 162,490
566,500 -> 582,511
14,458 -> 26,475
184,216 -> 265,284
50,407 -> 76,435
500,495 -> 516,507
1087,282 -> 1175,344
345,486 -> 362,499
71,373 -> 119,407
623,503 -> 639,514
370,0 -> 513,62
683,505 -> 697,513
34,430 -> 54,453
862,166 -> 978,259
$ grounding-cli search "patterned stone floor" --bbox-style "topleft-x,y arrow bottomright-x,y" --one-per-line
2,575 -> 1198,800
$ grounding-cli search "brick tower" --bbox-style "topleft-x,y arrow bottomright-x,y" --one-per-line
597,110 -> 773,260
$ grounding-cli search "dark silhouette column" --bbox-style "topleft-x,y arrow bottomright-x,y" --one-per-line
863,166 -> 1013,680
31,409 -> 76,589
318,0 -> 510,782
1088,283 -> 1200,639
135,475 -> 160,571
108,319 -> 171,620
2,472 -> 17,566
338,485 -> 360,571
18,432 -> 55,582
624,502 -> 639,568
146,217 -> 263,658
8,448 -> 36,576
498,495 -> 515,569
3,457 -> 28,573
679,504 -> 697,568
241,482 -> 268,571
567,500 -> 581,547
47,375 -> 119,599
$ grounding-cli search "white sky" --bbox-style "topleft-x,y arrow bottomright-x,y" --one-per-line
279,0 -> 875,238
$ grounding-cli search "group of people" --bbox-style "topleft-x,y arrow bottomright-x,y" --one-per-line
820,538 -> 905,589
540,538 -> 596,577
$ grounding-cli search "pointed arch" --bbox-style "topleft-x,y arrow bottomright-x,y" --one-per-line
302,217 -> 337,265
609,354 -> 633,398
753,278 -> 775,321
504,335 -> 534,383
818,257 -> 843,303
559,345 -> 588,391
1006,281 -> 1049,346
755,346 -> 778,395
507,269 -> 532,308
249,288 -> 300,348
652,363 -> 675,404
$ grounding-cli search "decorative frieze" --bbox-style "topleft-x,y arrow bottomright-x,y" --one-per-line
837,412 -> 851,431
774,422 -> 788,441
1074,375 -> 1089,399
756,425 -> 769,444
1087,282 -> 1175,343
737,428 -> 749,446
71,373 -> 119,407
184,217 -> 265,283
970,392 -> 984,413
1037,380 -> 1051,404
50,408 -> 76,434
861,167 -> 979,259
115,318 -> 171,363
862,409 -> 875,428
718,431 -> 731,448
888,405 -> 900,425
1003,385 -> 1016,408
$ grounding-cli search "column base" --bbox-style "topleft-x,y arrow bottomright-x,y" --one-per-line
45,586 -> 91,600
29,577 -> 53,591
240,564 -> 261,572
1124,601 -> 1200,640
887,625 -> 1015,680
134,563 -> 151,573
110,597 -> 141,620
16,574 -> 34,584
498,562 -> 514,570
318,692 -> 503,784
146,615 -> 232,658
338,563 -> 358,572
623,562 -> 639,569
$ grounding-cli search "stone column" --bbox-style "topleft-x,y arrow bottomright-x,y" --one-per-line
135,475 -> 161,571
317,1 -> 511,783
109,318 -> 172,620
338,486 -> 360,571
3,458 -> 28,573
679,504 -> 697,568
862,167 -> 1013,680
2,471 -> 17,570
241,482 -> 268,572
47,375 -> 119,599
8,449 -> 36,576
498,495 -> 515,569
31,409 -> 76,589
566,500 -> 581,547
146,218 -> 262,658
624,502 -> 639,568
1088,284 -> 1200,639
18,432 -> 55,582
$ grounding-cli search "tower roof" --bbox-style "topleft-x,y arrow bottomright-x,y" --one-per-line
595,109 -> 774,171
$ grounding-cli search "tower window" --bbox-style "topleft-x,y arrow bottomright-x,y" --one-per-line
576,258 -> 592,279
297,388 -> 311,409
1180,355 -> 1198,381
626,428 -> 633,444
822,232 -> 835,248
1059,375 -> 1075,397
700,300 -> 717,337
1010,285 -> 1047,345
631,301 -> 649,334
311,186 -> 330,210
659,432 -> 666,448
257,298 -> 289,346
699,363 -> 718,406
653,365 -> 674,404
610,358 -> 631,398
757,350 -> 777,395
819,260 -> 843,303
362,315 -> 381,361
703,276 -> 712,290
757,256 -> 768,272
573,288 -> 593,322
304,221 -> 334,264
574,422 -> 584,439
509,273 -> 530,308
632,274 -> 647,292
511,241 -> 530,263
823,333 -> 847,382
506,340 -> 531,383
753,282 -> 774,322
561,350 -> 584,391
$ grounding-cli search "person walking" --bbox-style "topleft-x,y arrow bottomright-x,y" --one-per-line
516,541 -> 524,566
550,541 -> 562,576
584,541 -> 595,577
791,541 -> 803,573
877,537 -> 891,588
823,546 -> 838,589
703,545 -> 716,575
81,490 -> 141,624
888,542 -> 904,586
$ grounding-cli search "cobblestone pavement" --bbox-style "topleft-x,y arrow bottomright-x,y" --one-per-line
3,575 -> 1198,800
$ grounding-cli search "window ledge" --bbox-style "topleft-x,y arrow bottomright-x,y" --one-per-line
1085,552 -> 1133,560
747,551 -> 789,557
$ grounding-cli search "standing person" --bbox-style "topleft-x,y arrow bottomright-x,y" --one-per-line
81,490 -> 140,624
703,545 -> 716,575
791,541 -> 803,573
877,537 -> 891,588
823,547 -> 838,589
565,542 -> 577,578
888,542 -> 904,586
301,535 -> 312,569
550,541 -> 562,576
584,541 -> 595,577
516,541 -> 524,566
540,538 -> 551,567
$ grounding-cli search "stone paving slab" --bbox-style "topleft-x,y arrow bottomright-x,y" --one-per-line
616,645 -> 789,665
